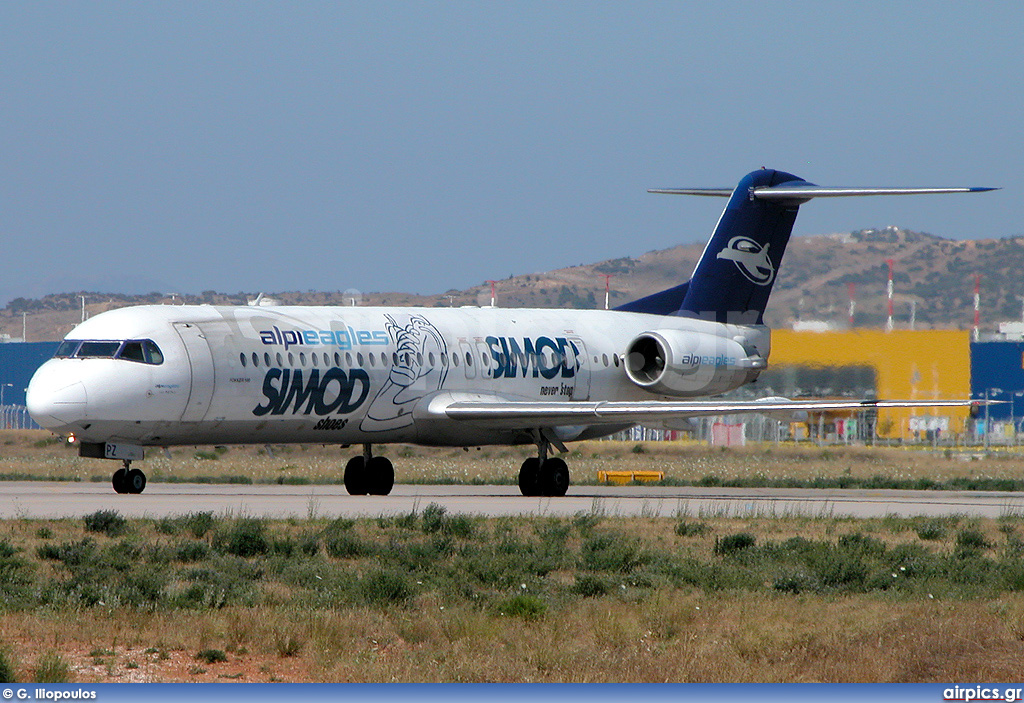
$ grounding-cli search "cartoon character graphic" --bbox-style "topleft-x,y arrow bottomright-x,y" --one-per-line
360,314 -> 448,432
716,236 -> 775,286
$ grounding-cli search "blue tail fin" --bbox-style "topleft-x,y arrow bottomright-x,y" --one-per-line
617,169 -> 993,323
679,169 -> 804,324
617,169 -> 805,323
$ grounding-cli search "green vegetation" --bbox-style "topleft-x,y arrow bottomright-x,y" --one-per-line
3,508 -> 1024,681
7,507 -> 1024,619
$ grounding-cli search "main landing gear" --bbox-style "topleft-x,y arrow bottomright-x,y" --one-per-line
344,444 -> 395,496
111,459 -> 147,494
518,434 -> 570,497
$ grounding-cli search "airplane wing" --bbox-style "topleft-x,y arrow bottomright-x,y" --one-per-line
427,394 -> 981,431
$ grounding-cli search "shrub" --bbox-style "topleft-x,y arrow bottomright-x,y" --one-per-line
175,540 -> 211,563
215,519 -> 269,558
83,510 -> 128,537
675,520 -> 711,537
496,593 -> 547,620
359,569 -> 413,606
184,512 -> 216,538
571,574 -> 609,597
0,648 -> 17,683
421,504 -> 448,534
715,533 -> 756,555
916,521 -> 947,541
581,534 -> 647,573
275,633 -> 304,658
195,649 -> 227,664
956,528 -> 991,552
324,530 -> 373,559
33,652 -> 71,683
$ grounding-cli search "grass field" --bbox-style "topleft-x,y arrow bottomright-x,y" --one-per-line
4,429 -> 1024,490
0,506 -> 1023,681
4,430 -> 1024,682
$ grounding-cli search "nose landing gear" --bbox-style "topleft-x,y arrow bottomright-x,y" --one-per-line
112,460 -> 147,494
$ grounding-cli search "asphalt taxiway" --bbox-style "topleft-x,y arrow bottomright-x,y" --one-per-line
2,482 -> 1023,519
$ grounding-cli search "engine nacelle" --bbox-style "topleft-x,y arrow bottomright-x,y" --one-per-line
624,329 -> 765,397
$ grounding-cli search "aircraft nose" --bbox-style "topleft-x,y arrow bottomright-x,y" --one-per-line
26,365 -> 88,431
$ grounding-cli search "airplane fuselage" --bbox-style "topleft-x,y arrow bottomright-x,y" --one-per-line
27,304 -> 769,449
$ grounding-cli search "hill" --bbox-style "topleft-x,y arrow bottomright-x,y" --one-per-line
3,228 -> 1023,342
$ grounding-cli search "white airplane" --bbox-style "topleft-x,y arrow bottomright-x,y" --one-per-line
26,169 -> 994,496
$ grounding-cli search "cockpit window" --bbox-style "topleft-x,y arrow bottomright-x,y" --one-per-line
57,339 -> 164,365
76,341 -> 122,358
118,339 -> 163,365
54,340 -> 81,358
120,341 -> 147,363
144,340 -> 163,365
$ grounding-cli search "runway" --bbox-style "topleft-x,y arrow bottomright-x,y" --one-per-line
2,482 -> 1024,519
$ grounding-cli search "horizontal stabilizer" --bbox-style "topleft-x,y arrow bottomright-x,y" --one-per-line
650,184 -> 998,205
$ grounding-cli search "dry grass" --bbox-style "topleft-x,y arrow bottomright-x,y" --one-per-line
3,429 -> 1024,488
0,510 -> 1024,681
3,591 -> 1024,682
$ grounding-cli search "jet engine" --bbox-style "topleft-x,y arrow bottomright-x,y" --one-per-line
623,329 -> 765,397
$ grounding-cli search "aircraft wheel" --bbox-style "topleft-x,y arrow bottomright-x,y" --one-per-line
344,456 -> 367,495
111,468 -> 129,494
126,468 -> 147,494
518,457 -> 541,497
366,456 -> 395,496
539,457 -> 570,497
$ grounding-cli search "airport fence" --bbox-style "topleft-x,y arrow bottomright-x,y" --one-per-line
0,405 -> 40,430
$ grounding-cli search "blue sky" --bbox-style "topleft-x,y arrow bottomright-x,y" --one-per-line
0,2 -> 1019,306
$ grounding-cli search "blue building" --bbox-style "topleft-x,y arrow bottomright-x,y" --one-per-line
969,341 -> 1024,423
0,342 -> 60,407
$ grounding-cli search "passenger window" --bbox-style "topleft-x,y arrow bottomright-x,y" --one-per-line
602,354 -> 608,367
252,352 -> 259,367
276,352 -> 284,367
613,354 -> 619,367
55,340 -> 81,358
466,352 -> 473,367
333,352 -> 341,366
324,353 -> 330,367
452,353 -> 459,367
345,352 -> 353,366
381,352 -> 387,366
265,353 -> 272,367
368,353 -> 375,367
299,352 -> 306,367
239,353 -> 247,368
429,352 -> 435,366
311,353 -> 318,367
288,352 -> 295,366
357,353 -> 364,366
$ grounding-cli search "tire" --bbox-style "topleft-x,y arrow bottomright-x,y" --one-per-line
344,456 -> 367,495
539,457 -> 570,497
112,468 -> 129,494
366,456 -> 395,496
518,457 -> 541,497
126,468 -> 147,494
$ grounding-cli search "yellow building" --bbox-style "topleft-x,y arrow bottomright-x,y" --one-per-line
767,330 -> 972,439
